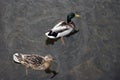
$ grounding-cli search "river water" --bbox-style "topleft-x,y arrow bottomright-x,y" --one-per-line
0,0 -> 120,80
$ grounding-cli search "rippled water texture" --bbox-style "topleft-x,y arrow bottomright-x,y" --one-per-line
0,0 -> 120,80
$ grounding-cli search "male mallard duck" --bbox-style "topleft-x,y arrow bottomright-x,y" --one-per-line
13,53 -> 57,78
45,12 -> 80,45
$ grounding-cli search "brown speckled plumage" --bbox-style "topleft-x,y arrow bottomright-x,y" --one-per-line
13,53 -> 58,79
13,53 -> 53,70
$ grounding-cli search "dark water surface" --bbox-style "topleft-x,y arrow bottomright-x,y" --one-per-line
0,0 -> 120,80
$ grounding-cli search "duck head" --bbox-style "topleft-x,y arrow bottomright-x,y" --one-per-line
67,12 -> 80,23
44,55 -> 53,62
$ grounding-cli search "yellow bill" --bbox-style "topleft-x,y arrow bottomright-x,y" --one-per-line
75,14 -> 80,17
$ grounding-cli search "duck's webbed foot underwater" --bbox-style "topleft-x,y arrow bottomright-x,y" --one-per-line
60,37 -> 65,45
45,68 -> 58,78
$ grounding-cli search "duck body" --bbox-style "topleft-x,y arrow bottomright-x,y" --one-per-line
13,53 -> 53,70
45,21 -> 75,39
45,13 -> 80,45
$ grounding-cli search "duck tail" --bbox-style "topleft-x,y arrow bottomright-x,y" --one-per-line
45,30 -> 58,39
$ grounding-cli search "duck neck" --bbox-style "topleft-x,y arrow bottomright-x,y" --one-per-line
44,62 -> 51,69
67,17 -> 72,23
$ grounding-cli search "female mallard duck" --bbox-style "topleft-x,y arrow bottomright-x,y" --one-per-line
45,12 -> 80,45
13,53 -> 57,78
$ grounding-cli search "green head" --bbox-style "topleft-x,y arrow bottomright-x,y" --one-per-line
67,13 -> 80,23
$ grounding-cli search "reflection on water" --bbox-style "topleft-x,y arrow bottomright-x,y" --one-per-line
45,38 -> 60,45
45,68 -> 58,79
